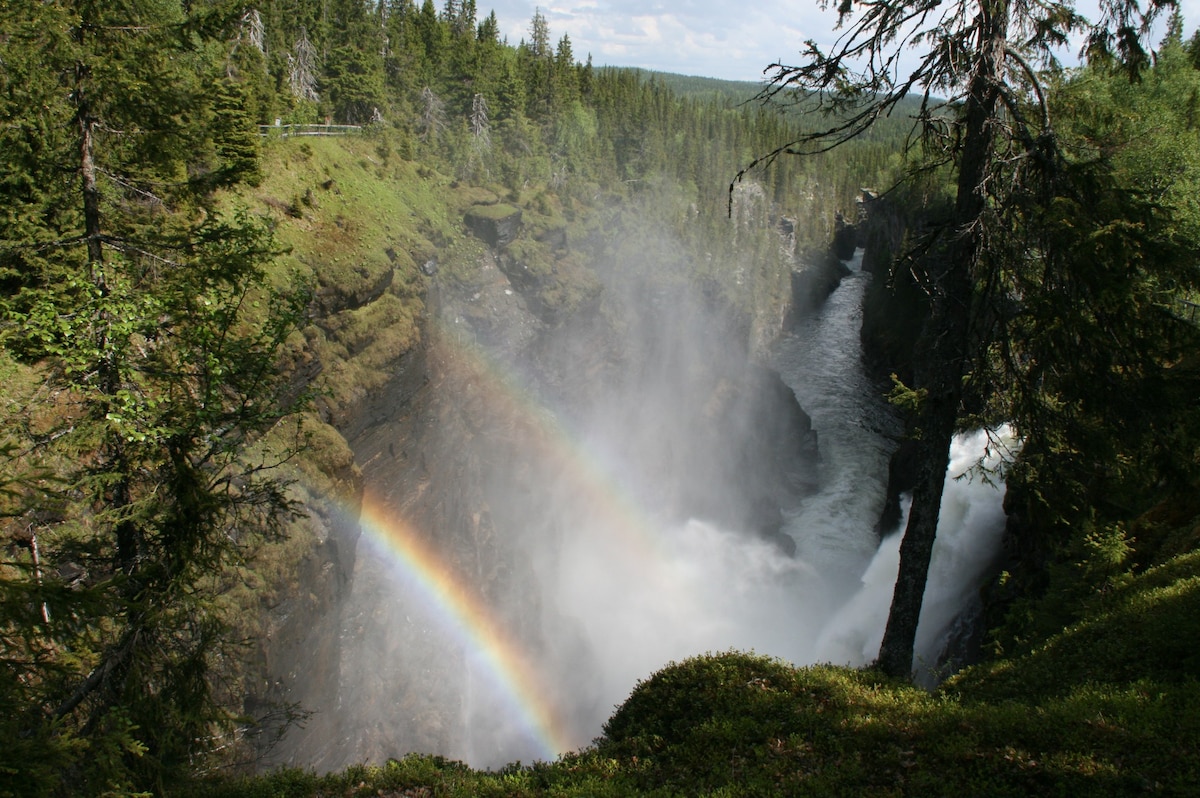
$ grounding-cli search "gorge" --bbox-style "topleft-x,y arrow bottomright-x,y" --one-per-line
5,3 -> 1200,793
260,208 -> 1012,771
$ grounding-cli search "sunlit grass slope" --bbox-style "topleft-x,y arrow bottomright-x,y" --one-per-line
192,548 -> 1200,796
248,133 -> 443,418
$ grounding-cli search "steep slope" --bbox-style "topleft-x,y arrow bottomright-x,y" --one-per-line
228,132 -> 819,769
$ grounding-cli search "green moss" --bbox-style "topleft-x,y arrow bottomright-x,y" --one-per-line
190,545 -> 1200,796
506,237 -> 555,277
465,201 -> 521,221
949,551 -> 1200,702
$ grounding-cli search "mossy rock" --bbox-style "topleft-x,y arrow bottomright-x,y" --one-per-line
601,651 -> 843,747
464,203 -> 522,247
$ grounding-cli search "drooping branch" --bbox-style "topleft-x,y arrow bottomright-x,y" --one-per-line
52,626 -> 140,720
745,0 -> 1174,680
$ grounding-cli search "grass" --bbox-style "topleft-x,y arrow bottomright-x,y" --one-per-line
188,548 -> 1200,797
247,134 -> 445,418
465,202 -> 522,221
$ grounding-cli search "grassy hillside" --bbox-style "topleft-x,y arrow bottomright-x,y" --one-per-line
188,537 -> 1200,796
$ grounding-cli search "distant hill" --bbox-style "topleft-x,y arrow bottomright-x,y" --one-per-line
618,67 -> 932,145
631,69 -> 766,101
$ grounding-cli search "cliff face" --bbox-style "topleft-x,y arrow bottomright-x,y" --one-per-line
244,158 -> 826,768
857,190 -> 931,390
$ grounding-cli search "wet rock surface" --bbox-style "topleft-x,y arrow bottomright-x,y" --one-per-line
261,221 -> 823,770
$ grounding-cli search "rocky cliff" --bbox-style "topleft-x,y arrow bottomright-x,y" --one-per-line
239,138 -> 828,769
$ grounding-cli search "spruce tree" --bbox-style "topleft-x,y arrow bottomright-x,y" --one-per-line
747,0 -> 1178,678
0,1 -> 309,792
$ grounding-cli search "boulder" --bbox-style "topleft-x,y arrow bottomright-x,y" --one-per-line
464,203 -> 522,248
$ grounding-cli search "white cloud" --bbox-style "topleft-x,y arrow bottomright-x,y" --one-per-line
487,0 -> 832,81
482,1 -> 1200,83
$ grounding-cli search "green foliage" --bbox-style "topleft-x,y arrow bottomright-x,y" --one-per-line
194,575 -> 1200,796
603,650 -> 816,746
211,77 -> 266,187
7,1 -> 1200,795
323,45 -> 386,125
0,214 -> 310,793
974,48 -> 1200,657
0,2 -> 311,793
886,374 -> 927,415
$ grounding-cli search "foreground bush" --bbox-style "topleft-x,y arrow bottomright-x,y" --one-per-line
186,550 -> 1200,796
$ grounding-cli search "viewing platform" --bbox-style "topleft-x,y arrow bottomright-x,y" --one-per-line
258,122 -> 362,138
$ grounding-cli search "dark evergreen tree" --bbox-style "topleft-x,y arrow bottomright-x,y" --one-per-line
553,33 -> 581,108
0,1 -> 309,792
324,43 -> 386,123
210,76 -> 266,185
521,8 -> 554,118
748,0 -> 1177,678
983,24 -> 1200,649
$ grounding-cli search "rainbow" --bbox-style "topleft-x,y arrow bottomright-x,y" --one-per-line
429,324 -> 671,566
345,326 -> 685,763
356,495 -> 577,762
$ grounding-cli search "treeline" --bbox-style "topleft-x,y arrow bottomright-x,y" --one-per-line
229,0 -> 909,243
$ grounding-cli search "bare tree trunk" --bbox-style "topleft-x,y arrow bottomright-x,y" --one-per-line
75,38 -> 140,582
877,0 -> 1009,678
78,83 -> 103,278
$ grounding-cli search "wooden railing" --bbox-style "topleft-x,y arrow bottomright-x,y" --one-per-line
258,123 -> 362,138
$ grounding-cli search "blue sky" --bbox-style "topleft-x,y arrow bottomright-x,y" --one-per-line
481,1 -> 1199,83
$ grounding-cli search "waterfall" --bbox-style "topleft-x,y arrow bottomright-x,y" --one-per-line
771,250 -> 902,607
771,251 -> 1013,677
812,426 -> 1016,683
276,247 -> 1013,771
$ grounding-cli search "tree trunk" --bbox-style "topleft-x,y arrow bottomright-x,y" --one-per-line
75,34 -> 140,581
876,0 -> 1009,678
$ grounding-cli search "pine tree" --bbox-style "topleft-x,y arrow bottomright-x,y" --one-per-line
748,0 -> 1177,678
471,91 -> 492,147
522,8 -> 554,118
982,28 -> 1200,648
0,2 -> 310,792
325,43 -> 386,123
553,34 -> 580,108
528,8 -> 551,59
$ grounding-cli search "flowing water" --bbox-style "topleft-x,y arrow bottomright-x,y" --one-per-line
771,250 -> 902,613
772,251 -> 1014,678
276,249 -> 1013,770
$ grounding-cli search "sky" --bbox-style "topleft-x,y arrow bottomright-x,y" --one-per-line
481,1 -> 1200,83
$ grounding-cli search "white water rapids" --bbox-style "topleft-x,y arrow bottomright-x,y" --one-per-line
522,249 -> 1015,760
276,249 -> 1014,771
770,251 -> 1014,679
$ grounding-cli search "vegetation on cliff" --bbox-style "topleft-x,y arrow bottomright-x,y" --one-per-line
193,547 -> 1200,795
0,0 -> 863,791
